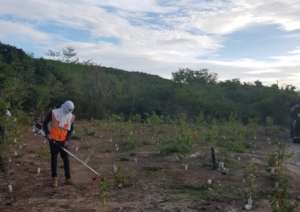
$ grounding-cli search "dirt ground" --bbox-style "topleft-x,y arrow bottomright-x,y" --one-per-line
1,124 -> 300,212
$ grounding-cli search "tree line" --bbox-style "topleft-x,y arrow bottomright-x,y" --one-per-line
0,42 -> 299,125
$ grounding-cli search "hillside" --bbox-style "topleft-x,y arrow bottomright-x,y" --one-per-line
0,42 -> 299,124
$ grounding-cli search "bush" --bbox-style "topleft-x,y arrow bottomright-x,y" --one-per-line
203,117 -> 248,152
159,134 -> 193,156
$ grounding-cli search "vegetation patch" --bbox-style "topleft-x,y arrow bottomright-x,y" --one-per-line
159,134 -> 193,156
173,183 -> 243,202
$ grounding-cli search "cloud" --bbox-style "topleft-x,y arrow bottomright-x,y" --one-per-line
246,69 -> 282,75
1,0 -> 300,88
0,20 -> 50,43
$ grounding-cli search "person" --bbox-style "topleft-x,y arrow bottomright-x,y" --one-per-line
293,113 -> 300,144
290,104 -> 300,138
43,100 -> 75,187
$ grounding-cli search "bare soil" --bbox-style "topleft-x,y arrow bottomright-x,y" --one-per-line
1,124 -> 300,212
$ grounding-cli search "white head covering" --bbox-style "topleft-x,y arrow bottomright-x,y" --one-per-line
52,100 -> 75,130
62,100 -> 75,114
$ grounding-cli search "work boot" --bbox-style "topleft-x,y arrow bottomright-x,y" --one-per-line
52,177 -> 58,188
64,178 -> 73,185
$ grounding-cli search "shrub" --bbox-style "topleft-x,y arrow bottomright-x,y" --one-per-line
159,134 -> 193,156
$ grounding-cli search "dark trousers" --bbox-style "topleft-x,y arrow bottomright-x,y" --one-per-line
294,138 -> 300,144
49,140 -> 71,179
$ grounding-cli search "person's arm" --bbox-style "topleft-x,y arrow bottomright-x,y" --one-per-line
66,123 -> 74,141
43,111 -> 52,137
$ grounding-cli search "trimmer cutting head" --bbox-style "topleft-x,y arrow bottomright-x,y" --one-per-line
92,175 -> 104,182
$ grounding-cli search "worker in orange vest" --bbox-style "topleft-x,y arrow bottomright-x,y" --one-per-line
43,100 -> 75,187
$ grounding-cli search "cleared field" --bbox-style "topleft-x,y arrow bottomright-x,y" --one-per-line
1,119 -> 300,211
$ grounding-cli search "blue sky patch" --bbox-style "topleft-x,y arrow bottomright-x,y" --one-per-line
215,24 -> 300,60
36,22 -> 91,43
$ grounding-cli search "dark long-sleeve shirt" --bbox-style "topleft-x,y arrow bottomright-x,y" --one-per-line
43,111 -> 74,141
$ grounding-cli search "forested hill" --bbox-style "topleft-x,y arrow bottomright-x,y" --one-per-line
0,42 -> 299,125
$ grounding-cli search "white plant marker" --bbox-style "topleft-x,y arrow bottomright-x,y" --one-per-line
219,161 -> 225,170
8,157 -> 12,163
37,167 -> 41,175
14,151 -> 18,156
248,197 -> 253,205
8,184 -> 13,193
270,167 -> 276,175
113,164 -> 118,173
184,164 -> 189,171
207,179 -> 213,185
114,144 -> 119,152
245,196 -> 253,210
14,138 -> 17,143
75,146 -> 79,152
190,152 -> 201,158
237,157 -> 241,161
245,204 -> 252,211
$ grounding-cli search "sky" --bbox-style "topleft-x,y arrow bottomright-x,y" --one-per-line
1,0 -> 300,87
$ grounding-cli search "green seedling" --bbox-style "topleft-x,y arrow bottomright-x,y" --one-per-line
267,143 -> 296,212
113,165 -> 129,188
244,162 -> 257,209
98,178 -> 112,211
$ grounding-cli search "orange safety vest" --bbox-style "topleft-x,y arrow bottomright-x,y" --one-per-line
48,112 -> 74,142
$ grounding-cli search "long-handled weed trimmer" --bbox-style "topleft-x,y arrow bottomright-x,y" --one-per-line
57,143 -> 101,180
